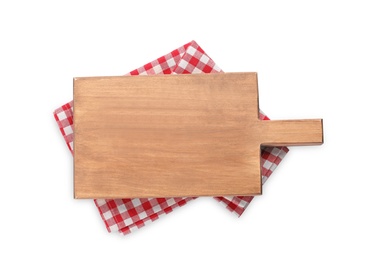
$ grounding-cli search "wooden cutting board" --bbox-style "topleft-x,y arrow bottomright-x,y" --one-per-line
73,72 -> 323,199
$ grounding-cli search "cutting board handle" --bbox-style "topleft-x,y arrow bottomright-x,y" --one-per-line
259,119 -> 323,146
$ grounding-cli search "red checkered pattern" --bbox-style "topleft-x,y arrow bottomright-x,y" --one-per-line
54,102 -> 74,154
95,197 -> 195,234
54,40 -> 288,234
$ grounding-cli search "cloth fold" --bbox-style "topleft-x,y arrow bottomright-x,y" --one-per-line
54,40 -> 288,235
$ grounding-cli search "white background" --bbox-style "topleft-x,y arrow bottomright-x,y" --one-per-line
1,1 -> 366,259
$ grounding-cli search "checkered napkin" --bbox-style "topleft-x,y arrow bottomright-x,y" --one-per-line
54,41 -> 289,235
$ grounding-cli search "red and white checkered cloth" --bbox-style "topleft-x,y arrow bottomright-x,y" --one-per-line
54,40 -> 289,235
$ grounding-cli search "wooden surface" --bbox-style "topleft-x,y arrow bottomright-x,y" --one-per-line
73,73 -> 323,199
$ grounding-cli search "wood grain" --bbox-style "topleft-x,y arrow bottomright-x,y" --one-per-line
73,73 -> 323,199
